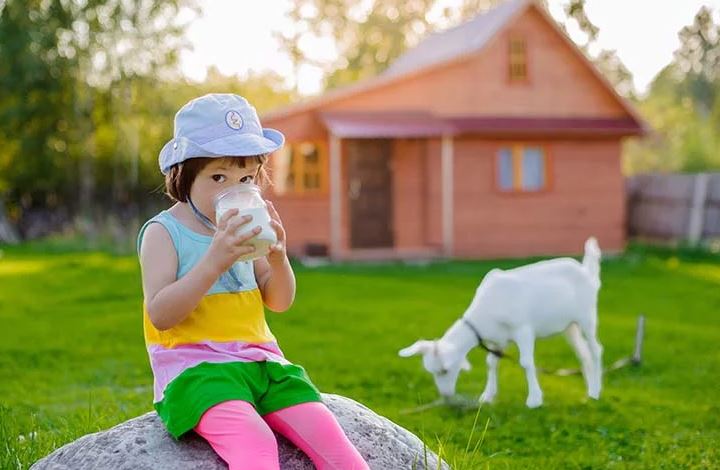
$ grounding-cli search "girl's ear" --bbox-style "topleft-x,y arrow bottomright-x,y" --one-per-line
398,340 -> 433,357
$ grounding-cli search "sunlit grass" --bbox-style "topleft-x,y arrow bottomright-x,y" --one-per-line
1,242 -> 719,469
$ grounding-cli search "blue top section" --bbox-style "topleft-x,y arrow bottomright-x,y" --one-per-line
137,210 -> 258,294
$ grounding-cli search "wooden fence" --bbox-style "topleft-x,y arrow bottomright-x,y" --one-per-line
627,173 -> 720,244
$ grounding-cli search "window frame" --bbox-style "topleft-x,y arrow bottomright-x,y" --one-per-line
274,141 -> 328,195
493,143 -> 552,194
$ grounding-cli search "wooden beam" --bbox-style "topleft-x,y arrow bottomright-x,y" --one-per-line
329,134 -> 342,259
441,135 -> 454,257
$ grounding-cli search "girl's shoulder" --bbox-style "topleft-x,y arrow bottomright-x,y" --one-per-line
137,205 -> 214,258
137,209 -> 183,257
138,221 -> 178,266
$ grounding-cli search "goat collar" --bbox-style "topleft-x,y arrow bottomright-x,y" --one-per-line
460,317 -> 504,358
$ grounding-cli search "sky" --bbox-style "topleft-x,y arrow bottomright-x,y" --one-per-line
180,0 -> 720,96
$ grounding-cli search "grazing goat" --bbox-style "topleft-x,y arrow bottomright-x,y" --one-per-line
399,238 -> 603,408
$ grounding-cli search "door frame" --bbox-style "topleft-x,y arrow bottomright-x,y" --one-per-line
346,138 -> 394,249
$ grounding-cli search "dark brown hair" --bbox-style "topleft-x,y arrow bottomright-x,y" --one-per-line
165,155 -> 269,202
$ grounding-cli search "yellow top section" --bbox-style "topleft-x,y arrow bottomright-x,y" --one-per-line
144,289 -> 274,348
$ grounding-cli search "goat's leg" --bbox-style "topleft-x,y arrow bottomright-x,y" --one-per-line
479,352 -> 499,404
578,315 -> 603,399
515,328 -> 543,408
565,322 -> 595,397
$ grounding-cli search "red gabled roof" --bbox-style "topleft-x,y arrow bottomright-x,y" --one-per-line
384,0 -> 526,78
264,0 -> 648,135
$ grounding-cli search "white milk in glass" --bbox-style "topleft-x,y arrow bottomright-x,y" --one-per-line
214,184 -> 277,262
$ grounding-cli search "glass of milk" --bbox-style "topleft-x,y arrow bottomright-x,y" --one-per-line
214,184 -> 278,261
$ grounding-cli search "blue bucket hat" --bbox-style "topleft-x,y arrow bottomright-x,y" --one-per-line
158,93 -> 284,175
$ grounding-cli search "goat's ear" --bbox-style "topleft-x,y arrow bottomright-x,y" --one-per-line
398,340 -> 433,357
460,358 -> 472,371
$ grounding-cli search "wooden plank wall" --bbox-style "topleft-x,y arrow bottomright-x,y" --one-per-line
627,173 -> 720,243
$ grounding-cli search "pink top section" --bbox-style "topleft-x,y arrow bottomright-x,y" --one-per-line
148,341 -> 288,402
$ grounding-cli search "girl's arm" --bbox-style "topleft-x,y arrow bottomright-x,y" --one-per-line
254,256 -> 295,312
140,209 -> 259,330
254,201 -> 296,312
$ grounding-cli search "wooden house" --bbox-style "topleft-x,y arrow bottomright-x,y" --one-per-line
263,0 -> 646,260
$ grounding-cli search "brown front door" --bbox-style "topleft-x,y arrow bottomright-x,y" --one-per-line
347,139 -> 394,248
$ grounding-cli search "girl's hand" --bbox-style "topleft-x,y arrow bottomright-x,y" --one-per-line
205,208 -> 260,276
265,200 -> 288,266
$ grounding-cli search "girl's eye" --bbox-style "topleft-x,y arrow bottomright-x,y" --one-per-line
240,175 -> 254,184
211,174 -> 226,183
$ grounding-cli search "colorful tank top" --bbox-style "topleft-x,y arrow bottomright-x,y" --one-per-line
137,210 -> 290,435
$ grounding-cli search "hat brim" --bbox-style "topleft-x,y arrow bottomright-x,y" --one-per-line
159,128 -> 285,174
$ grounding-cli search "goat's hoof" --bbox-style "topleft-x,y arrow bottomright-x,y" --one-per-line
588,392 -> 600,400
526,396 -> 543,408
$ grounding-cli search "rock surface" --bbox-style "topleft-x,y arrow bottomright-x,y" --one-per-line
31,393 -> 449,469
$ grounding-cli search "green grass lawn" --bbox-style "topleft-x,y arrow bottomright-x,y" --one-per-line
1,240 -> 719,469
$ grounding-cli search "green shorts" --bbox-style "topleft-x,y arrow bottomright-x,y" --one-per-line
155,361 -> 322,438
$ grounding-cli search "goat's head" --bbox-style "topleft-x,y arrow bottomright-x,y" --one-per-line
398,339 -> 471,398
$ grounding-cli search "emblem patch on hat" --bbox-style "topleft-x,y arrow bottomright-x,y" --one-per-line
225,110 -> 243,130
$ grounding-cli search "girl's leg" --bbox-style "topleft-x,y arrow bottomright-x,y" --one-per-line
263,402 -> 369,470
194,400 -> 279,470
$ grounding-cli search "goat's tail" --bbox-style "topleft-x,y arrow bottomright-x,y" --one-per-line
582,237 -> 601,285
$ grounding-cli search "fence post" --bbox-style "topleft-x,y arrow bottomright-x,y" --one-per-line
687,173 -> 709,245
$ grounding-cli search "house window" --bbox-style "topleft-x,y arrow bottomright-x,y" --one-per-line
273,142 -> 326,194
497,145 -> 547,192
509,37 -> 527,82
299,142 -> 321,190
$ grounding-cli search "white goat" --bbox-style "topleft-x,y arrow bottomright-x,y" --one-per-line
399,237 -> 603,408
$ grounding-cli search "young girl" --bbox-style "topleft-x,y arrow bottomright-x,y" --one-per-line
138,94 -> 369,470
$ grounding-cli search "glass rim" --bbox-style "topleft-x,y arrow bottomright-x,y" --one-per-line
213,183 -> 261,205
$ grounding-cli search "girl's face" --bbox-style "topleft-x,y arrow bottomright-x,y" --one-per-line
188,158 -> 260,223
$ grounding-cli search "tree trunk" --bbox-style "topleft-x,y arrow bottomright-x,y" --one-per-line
77,87 -> 97,244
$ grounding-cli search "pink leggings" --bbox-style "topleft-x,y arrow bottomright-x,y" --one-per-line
194,400 -> 369,470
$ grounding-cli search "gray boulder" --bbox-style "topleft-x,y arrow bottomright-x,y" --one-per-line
31,393 -> 449,470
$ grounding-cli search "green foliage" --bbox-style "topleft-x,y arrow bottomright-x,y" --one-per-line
673,6 -> 720,117
560,0 -> 635,98
0,0 -> 76,196
0,1 -> 296,235
624,7 -> 720,174
0,0 -> 198,218
1,245 -> 719,468
278,0 -> 437,91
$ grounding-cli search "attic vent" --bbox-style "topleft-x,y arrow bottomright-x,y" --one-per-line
509,36 -> 527,82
